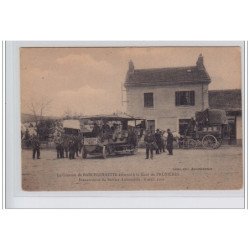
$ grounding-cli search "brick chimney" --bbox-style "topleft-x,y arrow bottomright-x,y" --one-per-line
196,54 -> 205,70
128,60 -> 134,73
125,60 -> 134,83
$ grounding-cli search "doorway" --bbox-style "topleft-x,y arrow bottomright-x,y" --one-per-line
147,120 -> 155,132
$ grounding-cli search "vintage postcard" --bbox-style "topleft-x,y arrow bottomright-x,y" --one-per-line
20,45 -> 243,191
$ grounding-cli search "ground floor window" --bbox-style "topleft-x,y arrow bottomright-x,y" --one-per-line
179,119 -> 191,135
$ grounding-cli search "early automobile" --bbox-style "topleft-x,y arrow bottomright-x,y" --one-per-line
79,114 -> 146,159
62,119 -> 81,135
179,108 -> 229,149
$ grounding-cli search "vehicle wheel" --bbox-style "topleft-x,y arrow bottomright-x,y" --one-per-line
196,140 -> 202,148
131,147 -> 138,155
82,148 -> 87,159
102,146 -> 108,159
188,139 -> 197,149
202,135 -> 218,149
214,139 -> 222,149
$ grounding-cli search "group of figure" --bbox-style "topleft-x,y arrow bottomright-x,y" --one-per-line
29,125 -> 173,161
92,121 -> 114,138
92,121 -> 122,139
92,121 -> 138,145
144,128 -> 174,160
54,133 -> 82,160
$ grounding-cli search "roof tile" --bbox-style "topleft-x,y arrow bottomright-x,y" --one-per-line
208,89 -> 242,111
125,65 -> 211,86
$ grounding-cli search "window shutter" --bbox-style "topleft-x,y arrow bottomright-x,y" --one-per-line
144,93 -> 147,107
190,91 -> 195,105
150,93 -> 153,107
175,92 -> 180,106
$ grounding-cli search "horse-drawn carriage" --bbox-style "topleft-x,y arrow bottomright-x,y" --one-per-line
179,109 -> 229,149
79,114 -> 146,159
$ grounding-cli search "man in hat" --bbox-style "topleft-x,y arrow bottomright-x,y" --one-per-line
154,129 -> 162,154
92,122 -> 101,137
102,120 -> 111,134
160,130 -> 165,152
68,138 -> 75,160
31,135 -> 40,159
62,134 -> 69,158
54,133 -> 63,159
144,130 -> 155,159
166,129 -> 174,155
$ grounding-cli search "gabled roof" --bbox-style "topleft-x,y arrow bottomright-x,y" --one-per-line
208,89 -> 242,111
125,55 -> 211,86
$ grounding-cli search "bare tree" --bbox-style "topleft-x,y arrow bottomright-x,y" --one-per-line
29,98 -> 52,120
27,98 -> 52,136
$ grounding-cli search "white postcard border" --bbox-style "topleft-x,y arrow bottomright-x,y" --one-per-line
5,41 -> 246,208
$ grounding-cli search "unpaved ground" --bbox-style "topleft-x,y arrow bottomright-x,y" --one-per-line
22,146 -> 243,191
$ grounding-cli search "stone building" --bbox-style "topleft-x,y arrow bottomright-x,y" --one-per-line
124,54 -> 211,134
208,89 -> 242,145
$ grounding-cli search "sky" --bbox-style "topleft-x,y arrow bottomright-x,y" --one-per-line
20,46 -> 242,117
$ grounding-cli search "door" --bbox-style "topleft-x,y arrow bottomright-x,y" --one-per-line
179,119 -> 191,136
147,120 -> 155,132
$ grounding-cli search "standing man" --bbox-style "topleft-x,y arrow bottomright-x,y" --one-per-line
54,133 -> 63,159
73,135 -> 79,158
128,127 -> 138,149
154,129 -> 162,154
32,135 -> 40,159
92,123 -> 101,137
59,138 -> 64,158
24,128 -> 31,148
62,134 -> 69,158
166,129 -> 174,155
144,130 -> 155,159
160,130 -> 165,152
68,138 -> 75,160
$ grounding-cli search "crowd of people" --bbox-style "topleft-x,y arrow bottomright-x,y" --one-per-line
26,120 -> 175,160
144,128 -> 174,160
54,133 -> 83,160
28,133 -> 83,160
91,121 -> 139,144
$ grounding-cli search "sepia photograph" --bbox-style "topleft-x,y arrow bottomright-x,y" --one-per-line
20,45 -> 243,191
2,1 -> 250,250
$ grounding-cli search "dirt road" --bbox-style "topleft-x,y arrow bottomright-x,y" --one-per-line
22,146 -> 243,191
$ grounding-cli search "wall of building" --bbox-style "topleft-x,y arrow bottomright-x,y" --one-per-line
126,83 -> 209,132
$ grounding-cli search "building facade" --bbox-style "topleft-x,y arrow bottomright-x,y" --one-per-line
124,54 -> 211,134
208,89 -> 242,145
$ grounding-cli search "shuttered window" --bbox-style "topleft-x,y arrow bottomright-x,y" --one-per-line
144,92 -> 154,107
175,91 -> 195,106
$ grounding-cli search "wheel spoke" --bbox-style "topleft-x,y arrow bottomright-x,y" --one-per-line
202,135 -> 218,149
